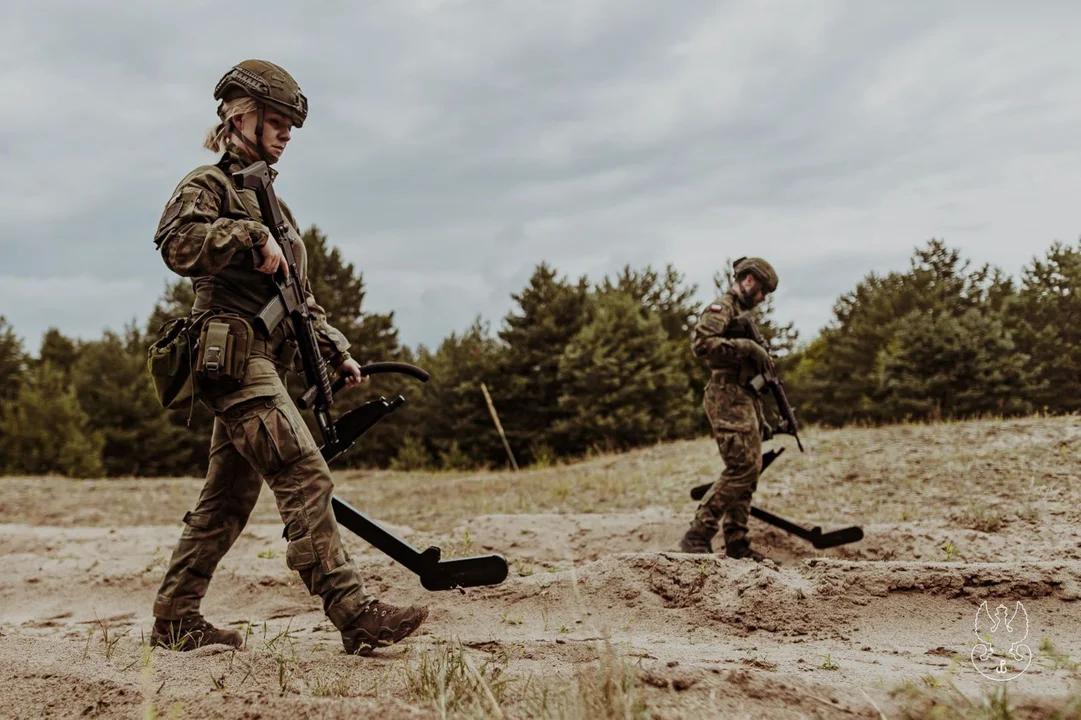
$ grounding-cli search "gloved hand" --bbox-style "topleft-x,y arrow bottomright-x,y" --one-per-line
733,338 -> 773,373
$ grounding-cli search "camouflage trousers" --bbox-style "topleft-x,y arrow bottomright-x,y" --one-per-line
153,357 -> 375,631
690,374 -> 764,547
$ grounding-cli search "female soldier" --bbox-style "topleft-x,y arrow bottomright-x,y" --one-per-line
150,59 -> 427,655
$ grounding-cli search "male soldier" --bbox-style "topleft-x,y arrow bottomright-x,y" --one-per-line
679,257 -> 779,562
149,60 -> 427,654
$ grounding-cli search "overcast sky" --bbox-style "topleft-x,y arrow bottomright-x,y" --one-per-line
3,1 -> 1079,354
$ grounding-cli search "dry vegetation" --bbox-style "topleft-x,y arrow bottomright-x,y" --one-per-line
2,414 -> 1081,718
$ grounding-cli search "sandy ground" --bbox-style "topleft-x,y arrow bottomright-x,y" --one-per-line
2,415 -> 1080,718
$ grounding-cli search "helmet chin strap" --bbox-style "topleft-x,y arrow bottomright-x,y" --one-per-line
229,105 -> 278,165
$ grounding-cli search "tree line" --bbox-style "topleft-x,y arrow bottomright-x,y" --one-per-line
0,230 -> 1077,478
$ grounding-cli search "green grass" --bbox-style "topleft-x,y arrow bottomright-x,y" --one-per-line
890,677 -> 1081,719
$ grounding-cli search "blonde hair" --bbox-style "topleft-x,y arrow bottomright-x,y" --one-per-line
203,96 -> 261,153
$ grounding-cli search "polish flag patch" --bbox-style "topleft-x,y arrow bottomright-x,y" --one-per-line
708,304 -> 723,312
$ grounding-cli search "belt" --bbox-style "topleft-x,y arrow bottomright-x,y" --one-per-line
251,337 -> 278,356
251,324 -> 297,366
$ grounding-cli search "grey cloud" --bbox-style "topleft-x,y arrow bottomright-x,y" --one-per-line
4,1 -> 1081,352
778,250 -> 915,300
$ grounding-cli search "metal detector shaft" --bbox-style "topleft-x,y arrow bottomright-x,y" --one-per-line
310,363 -> 509,591
688,446 -> 863,549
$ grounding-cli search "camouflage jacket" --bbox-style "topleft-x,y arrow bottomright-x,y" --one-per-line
690,286 -> 751,373
154,150 -> 351,367
693,287 -> 767,433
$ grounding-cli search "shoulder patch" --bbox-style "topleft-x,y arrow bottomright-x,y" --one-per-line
708,304 -> 723,312
158,189 -> 187,227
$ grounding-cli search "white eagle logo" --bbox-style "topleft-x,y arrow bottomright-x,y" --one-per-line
970,601 -> 1032,681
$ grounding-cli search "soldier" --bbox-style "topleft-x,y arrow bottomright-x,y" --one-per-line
679,257 -> 779,562
149,60 -> 427,654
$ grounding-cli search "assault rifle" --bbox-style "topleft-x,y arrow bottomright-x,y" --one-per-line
233,162 -> 337,447
730,315 -> 803,452
232,162 -> 508,592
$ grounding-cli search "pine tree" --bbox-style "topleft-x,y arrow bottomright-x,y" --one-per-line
73,325 -> 200,476
879,309 -> 1033,420
553,292 -> 695,454
786,240 -> 1019,425
0,361 -> 104,478
602,264 -> 700,342
38,328 -> 80,378
602,264 -> 705,437
495,263 -> 592,463
0,317 -> 27,404
1007,240 -> 1081,413
397,320 -> 505,469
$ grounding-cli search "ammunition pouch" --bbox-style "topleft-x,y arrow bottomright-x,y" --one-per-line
147,316 -> 198,410
195,313 -> 254,390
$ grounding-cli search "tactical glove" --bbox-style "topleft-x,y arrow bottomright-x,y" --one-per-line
733,338 -> 772,373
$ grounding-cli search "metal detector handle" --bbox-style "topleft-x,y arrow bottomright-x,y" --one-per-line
298,362 -> 431,410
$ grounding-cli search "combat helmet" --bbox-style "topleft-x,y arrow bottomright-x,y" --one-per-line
733,257 -> 778,294
215,59 -> 307,127
214,60 -> 307,163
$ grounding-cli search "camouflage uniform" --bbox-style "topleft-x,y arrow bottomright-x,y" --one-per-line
681,258 -> 778,559
151,60 -> 426,654
151,149 -> 375,632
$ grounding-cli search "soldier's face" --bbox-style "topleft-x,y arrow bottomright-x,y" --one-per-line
739,275 -> 767,308
234,108 -> 293,161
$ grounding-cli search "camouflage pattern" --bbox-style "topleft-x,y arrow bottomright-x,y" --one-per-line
153,152 -> 373,632
153,357 -> 375,629
154,150 -> 351,371
215,59 -> 308,128
690,376 -> 763,545
687,287 -> 767,547
690,287 -> 753,379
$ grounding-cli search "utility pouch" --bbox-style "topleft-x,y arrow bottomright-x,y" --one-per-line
745,372 -> 767,396
195,313 -> 254,389
147,316 -> 197,410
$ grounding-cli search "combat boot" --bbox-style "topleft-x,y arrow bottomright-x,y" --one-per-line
151,615 -> 243,651
341,600 -> 429,655
725,538 -> 768,563
679,527 -> 714,554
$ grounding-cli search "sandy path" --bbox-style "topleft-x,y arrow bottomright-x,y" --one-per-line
3,509 -> 1080,718
3,416 -> 1081,717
